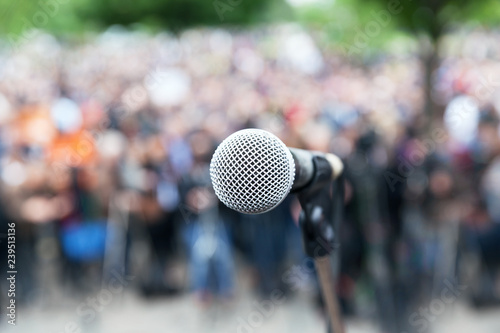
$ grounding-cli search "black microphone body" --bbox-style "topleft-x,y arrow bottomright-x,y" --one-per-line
289,148 -> 343,192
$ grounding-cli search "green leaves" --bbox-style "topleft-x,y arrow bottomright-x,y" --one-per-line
0,0 -> 289,36
295,0 -> 500,56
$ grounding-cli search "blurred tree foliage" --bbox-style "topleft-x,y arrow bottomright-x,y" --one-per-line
364,0 -> 500,40
77,0 -> 279,29
1,0 -> 497,44
0,0 -> 293,37
296,0 -> 500,55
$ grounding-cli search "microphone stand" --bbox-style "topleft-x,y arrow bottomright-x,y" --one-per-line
294,155 -> 345,333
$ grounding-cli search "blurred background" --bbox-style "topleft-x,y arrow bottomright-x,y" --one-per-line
0,0 -> 500,332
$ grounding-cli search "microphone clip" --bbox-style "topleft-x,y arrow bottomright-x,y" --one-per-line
297,155 -> 345,259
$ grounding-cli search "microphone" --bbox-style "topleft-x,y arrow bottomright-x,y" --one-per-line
209,128 -> 344,214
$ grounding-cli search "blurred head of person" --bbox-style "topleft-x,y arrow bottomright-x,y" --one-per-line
477,111 -> 500,158
189,129 -> 216,165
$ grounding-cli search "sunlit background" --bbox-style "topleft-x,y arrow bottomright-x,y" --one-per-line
1,0 -> 500,332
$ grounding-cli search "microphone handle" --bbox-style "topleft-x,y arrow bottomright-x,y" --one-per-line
289,148 -> 344,191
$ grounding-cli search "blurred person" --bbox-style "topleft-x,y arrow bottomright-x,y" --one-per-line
240,198 -> 294,297
462,111 -> 500,306
138,143 -> 182,297
58,166 -> 110,293
181,130 -> 235,303
345,128 -> 407,333
388,129 -> 456,333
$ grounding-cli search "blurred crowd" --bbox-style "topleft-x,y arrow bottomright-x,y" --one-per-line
1,24 -> 500,332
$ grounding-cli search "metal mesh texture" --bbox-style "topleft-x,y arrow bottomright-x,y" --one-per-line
210,129 -> 295,214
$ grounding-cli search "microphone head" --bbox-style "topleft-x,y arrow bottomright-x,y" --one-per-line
210,129 -> 295,214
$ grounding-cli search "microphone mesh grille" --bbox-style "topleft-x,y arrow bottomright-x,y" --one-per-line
210,129 -> 295,214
